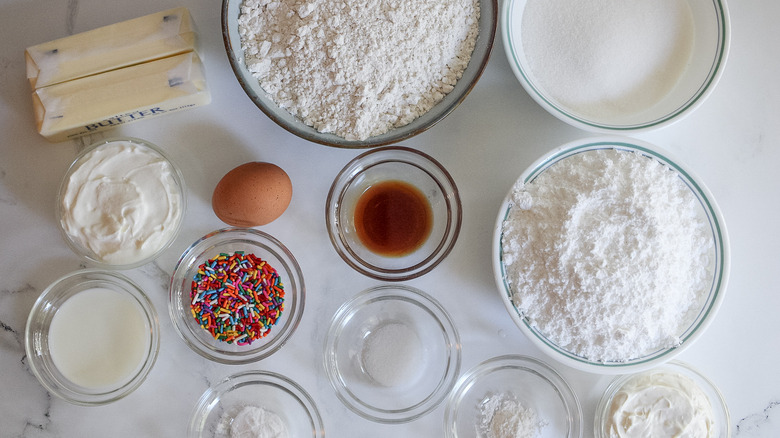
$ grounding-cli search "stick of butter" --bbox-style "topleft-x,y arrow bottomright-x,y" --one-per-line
33,52 -> 211,142
26,7 -> 196,89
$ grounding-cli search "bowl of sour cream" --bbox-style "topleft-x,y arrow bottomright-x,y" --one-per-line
57,137 -> 186,269
594,361 -> 730,437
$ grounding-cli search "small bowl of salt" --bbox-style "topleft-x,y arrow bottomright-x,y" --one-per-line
323,284 -> 462,423
188,370 -> 324,438
444,355 -> 582,437
502,0 -> 730,132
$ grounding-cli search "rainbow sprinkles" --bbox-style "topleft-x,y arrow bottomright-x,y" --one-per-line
190,252 -> 285,345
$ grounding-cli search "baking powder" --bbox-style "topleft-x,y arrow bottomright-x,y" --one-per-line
228,405 -> 288,438
501,149 -> 714,362
238,0 -> 480,140
477,392 -> 543,438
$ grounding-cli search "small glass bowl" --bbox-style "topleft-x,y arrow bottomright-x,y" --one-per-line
326,146 -> 462,281
221,0 -> 497,148
323,284 -> 461,423
445,355 -> 582,437
57,136 -> 186,269
502,0 -> 730,132
24,269 -> 160,406
493,137 -> 729,374
188,370 -> 324,438
169,228 -> 305,364
595,361 -> 730,437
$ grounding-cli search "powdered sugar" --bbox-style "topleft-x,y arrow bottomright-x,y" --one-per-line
501,149 -> 714,362
477,392 -> 544,438
238,0 -> 480,140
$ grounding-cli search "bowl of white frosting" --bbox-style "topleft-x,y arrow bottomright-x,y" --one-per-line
595,361 -> 730,437
221,0 -> 497,148
188,370 -> 324,438
57,137 -> 185,269
493,137 -> 729,374
502,0 -> 730,132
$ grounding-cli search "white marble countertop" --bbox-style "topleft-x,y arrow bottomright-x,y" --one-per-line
1,0 -> 779,436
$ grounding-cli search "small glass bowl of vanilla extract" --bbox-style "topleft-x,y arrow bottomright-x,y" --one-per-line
326,146 -> 462,281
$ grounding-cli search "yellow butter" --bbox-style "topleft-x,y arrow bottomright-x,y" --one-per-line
33,51 -> 211,142
26,7 -> 196,89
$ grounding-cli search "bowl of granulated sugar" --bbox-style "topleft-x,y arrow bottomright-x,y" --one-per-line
492,137 -> 729,374
503,0 -> 730,132
222,0 -> 497,148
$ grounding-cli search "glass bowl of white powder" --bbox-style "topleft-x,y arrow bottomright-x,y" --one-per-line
323,284 -> 462,423
445,355 -> 582,437
221,0 -> 497,148
594,361 -> 730,437
502,0 -> 730,132
57,137 -> 186,269
493,137 -> 729,374
25,269 -> 160,406
188,370 -> 324,438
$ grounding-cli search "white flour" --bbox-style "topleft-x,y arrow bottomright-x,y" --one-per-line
521,0 -> 693,119
238,0 -> 480,140
477,392 -> 543,438
501,149 -> 714,362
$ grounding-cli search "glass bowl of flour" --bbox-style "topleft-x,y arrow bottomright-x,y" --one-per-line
188,370 -> 324,438
502,0 -> 730,132
492,137 -> 729,374
221,0 -> 497,148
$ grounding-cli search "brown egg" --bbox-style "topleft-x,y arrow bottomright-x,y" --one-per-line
212,162 -> 292,227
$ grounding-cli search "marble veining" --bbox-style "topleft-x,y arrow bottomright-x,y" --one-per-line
736,400 -> 780,436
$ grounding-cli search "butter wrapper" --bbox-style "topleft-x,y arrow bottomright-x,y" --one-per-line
33,51 -> 211,142
26,7 -> 196,89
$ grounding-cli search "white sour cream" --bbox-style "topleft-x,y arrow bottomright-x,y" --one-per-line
607,370 -> 715,438
60,140 -> 183,265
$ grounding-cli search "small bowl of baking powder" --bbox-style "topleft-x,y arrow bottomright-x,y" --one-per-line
502,0 -> 730,132
188,370 -> 324,438
445,355 -> 582,438
221,0 -> 497,148
493,137 -> 729,374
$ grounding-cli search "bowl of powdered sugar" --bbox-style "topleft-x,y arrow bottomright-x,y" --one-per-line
493,137 -> 729,374
222,0 -> 497,148
502,0 -> 730,132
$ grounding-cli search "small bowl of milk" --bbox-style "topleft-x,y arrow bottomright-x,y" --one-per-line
25,269 -> 160,405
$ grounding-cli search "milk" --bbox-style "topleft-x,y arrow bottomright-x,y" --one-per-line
49,287 -> 150,389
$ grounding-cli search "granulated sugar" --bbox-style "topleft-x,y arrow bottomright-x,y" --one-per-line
521,0 -> 693,119
501,149 -> 714,362
238,0 -> 480,140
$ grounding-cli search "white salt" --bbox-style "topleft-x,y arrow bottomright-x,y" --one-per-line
521,0 -> 694,119
361,322 -> 423,387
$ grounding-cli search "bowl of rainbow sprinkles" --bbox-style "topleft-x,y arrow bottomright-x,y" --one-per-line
493,137 -> 729,374
169,228 -> 305,364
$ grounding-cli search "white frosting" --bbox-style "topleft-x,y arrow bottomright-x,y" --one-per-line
60,140 -> 183,265
607,370 -> 715,438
